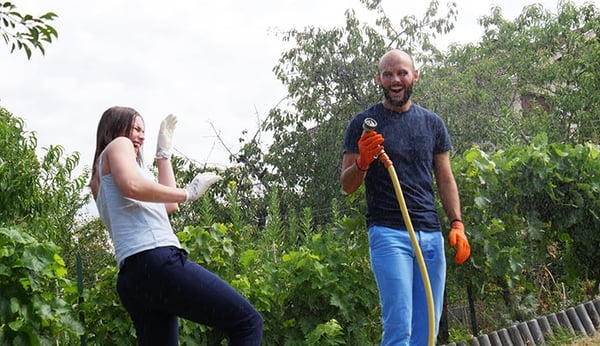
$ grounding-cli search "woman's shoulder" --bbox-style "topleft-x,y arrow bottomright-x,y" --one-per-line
104,136 -> 134,153
109,136 -> 133,146
101,137 -> 136,168
99,136 -> 139,178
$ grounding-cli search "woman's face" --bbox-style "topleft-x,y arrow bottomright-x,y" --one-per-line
129,115 -> 145,154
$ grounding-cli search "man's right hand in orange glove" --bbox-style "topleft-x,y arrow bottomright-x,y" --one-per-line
356,131 -> 384,171
448,220 -> 470,264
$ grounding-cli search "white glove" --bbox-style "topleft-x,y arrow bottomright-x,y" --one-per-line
184,172 -> 222,202
156,114 -> 177,159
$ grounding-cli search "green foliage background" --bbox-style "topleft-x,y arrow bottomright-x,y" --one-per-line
2,0 -> 600,345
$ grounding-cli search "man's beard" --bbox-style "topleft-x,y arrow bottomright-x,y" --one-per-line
383,83 -> 413,107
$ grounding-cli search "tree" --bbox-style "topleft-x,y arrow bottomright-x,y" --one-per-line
452,135 -> 600,330
0,2 -> 58,58
251,0 -> 600,227
234,0 -> 458,225
418,1 -> 600,153
0,107 -> 89,278
0,107 -> 86,344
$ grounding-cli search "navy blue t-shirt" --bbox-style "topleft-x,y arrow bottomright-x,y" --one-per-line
343,103 -> 452,231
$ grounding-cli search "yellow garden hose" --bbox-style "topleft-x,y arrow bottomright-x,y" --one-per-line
364,117 -> 436,346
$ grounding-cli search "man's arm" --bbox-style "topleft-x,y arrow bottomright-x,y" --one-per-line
340,153 -> 366,195
433,151 -> 461,222
435,151 -> 471,264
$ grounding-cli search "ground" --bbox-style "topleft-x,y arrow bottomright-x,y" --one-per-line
570,332 -> 600,345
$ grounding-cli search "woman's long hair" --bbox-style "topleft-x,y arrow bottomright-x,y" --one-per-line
90,106 -> 144,181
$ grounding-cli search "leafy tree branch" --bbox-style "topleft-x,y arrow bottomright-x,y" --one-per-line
0,2 -> 58,58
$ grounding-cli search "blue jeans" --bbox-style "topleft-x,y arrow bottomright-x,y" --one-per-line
116,246 -> 263,345
369,226 -> 446,346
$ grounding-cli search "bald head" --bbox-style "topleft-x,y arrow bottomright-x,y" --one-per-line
378,49 -> 416,74
375,49 -> 419,112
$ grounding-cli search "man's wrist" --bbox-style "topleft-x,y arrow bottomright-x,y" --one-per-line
355,159 -> 368,172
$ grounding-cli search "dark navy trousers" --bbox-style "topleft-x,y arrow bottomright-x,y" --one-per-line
116,246 -> 263,345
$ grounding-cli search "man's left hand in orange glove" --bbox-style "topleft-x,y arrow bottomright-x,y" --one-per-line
448,219 -> 470,264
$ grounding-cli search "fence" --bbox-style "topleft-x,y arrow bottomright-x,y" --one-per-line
443,299 -> 600,346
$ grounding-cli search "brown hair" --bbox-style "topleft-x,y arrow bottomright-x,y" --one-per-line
91,106 -> 144,180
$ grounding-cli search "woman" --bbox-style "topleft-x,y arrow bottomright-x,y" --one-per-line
90,106 -> 263,345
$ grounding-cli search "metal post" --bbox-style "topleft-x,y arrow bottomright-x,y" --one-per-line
76,252 -> 86,346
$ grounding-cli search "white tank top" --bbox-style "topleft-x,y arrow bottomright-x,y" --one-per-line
95,153 -> 181,267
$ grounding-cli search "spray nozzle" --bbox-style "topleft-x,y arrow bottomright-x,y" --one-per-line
363,117 -> 377,132
362,117 -> 392,168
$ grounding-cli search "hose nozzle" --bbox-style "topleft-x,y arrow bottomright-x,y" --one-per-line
363,117 -> 378,132
362,117 -> 393,168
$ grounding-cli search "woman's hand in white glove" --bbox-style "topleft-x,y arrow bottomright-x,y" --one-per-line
156,114 -> 177,159
183,172 -> 222,202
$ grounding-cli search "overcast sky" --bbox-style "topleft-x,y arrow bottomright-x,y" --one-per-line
1,0 -> 594,177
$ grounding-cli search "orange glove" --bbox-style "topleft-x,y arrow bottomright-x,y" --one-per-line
448,219 -> 470,264
356,131 -> 384,171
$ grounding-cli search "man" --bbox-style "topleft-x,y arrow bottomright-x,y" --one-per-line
340,49 -> 470,345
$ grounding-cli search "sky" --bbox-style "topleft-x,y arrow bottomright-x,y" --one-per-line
1,0 -> 596,177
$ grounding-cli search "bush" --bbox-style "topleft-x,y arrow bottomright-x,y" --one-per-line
0,227 -> 83,344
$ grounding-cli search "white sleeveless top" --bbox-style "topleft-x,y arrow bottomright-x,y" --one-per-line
95,153 -> 181,267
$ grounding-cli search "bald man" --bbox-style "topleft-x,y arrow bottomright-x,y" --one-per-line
340,49 -> 470,346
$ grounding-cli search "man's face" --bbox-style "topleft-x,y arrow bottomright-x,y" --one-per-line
381,78 -> 414,108
376,53 -> 418,110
